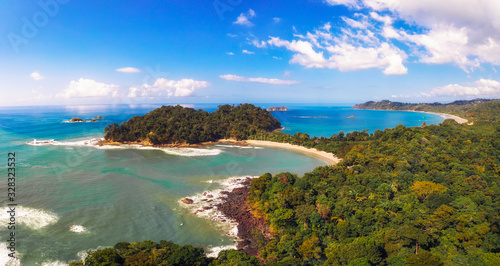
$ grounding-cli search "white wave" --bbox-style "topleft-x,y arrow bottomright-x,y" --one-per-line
215,144 -> 241,148
156,147 -> 222,156
26,138 -> 102,146
69,225 -> 87,233
0,206 -> 58,230
0,243 -> 21,266
205,244 -> 238,258
27,138 -> 222,156
215,144 -> 260,150
42,261 -> 69,266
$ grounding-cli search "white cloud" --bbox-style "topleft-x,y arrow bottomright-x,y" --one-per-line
273,56 -> 282,60
242,49 -> 255,54
30,71 -> 45,80
58,79 -> 119,98
268,34 -> 407,74
227,33 -> 238,38
226,52 -> 234,55
233,9 -> 256,27
273,17 -> 281,23
219,74 -> 299,85
128,78 -> 209,98
116,67 -> 140,73
427,79 -> 500,97
325,0 -> 360,9
341,16 -> 368,29
248,38 -> 267,48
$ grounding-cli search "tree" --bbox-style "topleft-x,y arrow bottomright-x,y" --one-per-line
410,181 -> 447,203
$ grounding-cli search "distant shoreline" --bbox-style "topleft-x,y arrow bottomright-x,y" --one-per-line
358,108 -> 470,124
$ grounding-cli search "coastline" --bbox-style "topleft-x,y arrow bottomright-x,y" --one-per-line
411,110 -> 470,124
243,140 -> 341,165
356,108 -> 470,124
178,176 -> 270,258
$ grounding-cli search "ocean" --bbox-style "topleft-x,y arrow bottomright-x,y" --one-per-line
0,103 -> 444,265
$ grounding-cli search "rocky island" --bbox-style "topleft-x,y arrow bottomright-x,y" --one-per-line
266,106 -> 288,111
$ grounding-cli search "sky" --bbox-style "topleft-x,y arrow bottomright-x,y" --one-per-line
1,0 -> 500,106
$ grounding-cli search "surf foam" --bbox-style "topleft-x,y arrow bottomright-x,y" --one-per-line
0,243 -> 21,266
178,176 -> 258,254
27,138 -> 222,156
69,225 -> 87,233
0,206 -> 58,230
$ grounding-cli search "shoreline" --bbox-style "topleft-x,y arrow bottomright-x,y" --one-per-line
356,108 -> 470,124
243,140 -> 341,165
178,176 -> 269,258
411,110 -> 470,124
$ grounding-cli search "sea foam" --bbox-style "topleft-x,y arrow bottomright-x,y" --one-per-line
178,176 -> 258,256
69,225 -> 87,233
26,138 -> 223,156
0,243 -> 21,266
0,206 -> 58,230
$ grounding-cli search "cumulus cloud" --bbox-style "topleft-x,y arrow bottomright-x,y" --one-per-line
233,9 -> 256,27
426,79 -> 500,97
219,74 -> 299,85
324,0 -> 500,71
116,67 -> 140,73
30,71 -> 45,80
128,78 -> 209,98
226,52 -> 234,55
267,22 -> 408,75
58,78 -> 119,98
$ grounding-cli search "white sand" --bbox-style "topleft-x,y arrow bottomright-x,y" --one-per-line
243,140 -> 341,165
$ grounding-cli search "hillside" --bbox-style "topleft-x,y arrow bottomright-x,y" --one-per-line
103,104 -> 281,145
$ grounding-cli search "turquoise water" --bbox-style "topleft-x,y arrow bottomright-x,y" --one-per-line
0,104 -> 444,265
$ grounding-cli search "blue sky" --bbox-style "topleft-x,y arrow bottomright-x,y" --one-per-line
1,0 -> 500,106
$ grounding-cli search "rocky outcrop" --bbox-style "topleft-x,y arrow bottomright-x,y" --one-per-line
180,198 -> 194,204
70,117 -> 83,122
267,106 -> 288,112
96,115 -> 103,119
216,178 -> 273,258
348,115 -> 355,118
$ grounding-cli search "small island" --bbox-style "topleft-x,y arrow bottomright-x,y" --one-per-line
70,117 -> 83,122
266,106 -> 288,112
103,104 -> 282,145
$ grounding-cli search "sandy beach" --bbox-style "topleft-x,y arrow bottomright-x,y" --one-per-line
412,111 -> 469,124
244,140 -> 341,165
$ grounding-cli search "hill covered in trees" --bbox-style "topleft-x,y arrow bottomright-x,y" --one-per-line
353,99 -> 493,123
77,99 -> 500,265
103,104 -> 281,145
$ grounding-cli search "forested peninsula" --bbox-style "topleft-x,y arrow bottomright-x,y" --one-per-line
73,100 -> 500,265
103,104 -> 281,145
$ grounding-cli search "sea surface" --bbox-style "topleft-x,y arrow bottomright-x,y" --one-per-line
0,103 -> 444,265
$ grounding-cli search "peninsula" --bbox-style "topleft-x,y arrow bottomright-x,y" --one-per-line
103,104 -> 282,145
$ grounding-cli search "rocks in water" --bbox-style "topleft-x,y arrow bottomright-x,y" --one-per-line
267,106 -> 288,112
181,198 -> 194,204
70,117 -> 83,122
96,115 -> 103,119
348,115 -> 355,118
